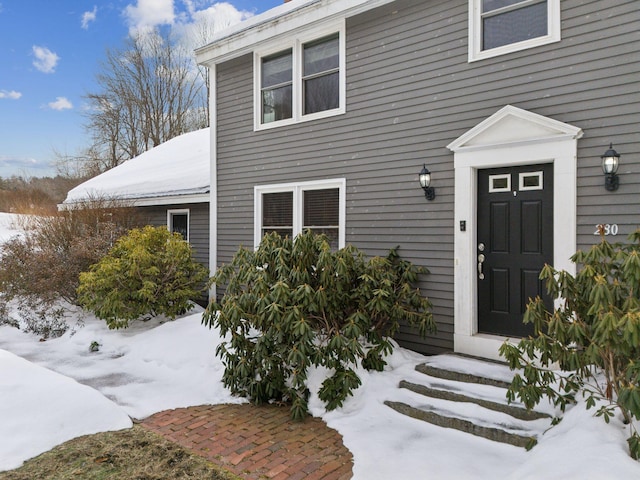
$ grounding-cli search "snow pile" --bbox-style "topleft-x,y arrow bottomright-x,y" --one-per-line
62,128 -> 210,204
0,349 -> 132,471
0,311 -> 241,420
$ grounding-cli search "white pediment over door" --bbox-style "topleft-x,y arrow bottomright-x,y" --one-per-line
447,104 -> 582,362
447,105 -> 583,153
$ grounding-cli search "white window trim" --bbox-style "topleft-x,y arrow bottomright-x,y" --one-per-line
253,20 -> 346,131
468,0 -> 561,62
167,208 -> 190,241
488,173 -> 511,193
254,178 -> 346,249
519,171 -> 544,191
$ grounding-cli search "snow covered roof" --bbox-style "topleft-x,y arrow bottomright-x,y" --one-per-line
195,0 -> 394,65
207,0 -> 319,44
62,128 -> 210,207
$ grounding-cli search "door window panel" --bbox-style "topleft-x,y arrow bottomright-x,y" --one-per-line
519,171 -> 543,190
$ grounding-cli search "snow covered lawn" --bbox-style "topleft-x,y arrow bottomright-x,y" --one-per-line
2,311 -> 639,479
1,212 -> 640,478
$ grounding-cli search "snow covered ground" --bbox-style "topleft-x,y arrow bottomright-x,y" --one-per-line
0,213 -> 22,244
1,212 -> 640,478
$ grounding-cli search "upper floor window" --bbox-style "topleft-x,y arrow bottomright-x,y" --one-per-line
255,22 -> 345,129
255,179 -> 346,249
469,0 -> 560,62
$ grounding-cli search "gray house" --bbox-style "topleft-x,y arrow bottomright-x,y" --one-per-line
195,0 -> 639,361
61,128 -> 210,274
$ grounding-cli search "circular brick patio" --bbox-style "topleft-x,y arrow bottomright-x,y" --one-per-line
140,404 -> 353,479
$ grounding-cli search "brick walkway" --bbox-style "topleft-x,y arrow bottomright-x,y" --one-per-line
140,404 -> 353,480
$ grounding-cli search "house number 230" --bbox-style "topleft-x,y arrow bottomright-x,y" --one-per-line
594,224 -> 619,236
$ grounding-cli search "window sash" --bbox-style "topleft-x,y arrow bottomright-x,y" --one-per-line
303,188 -> 340,249
482,0 -> 547,50
261,50 -> 293,123
262,191 -> 293,238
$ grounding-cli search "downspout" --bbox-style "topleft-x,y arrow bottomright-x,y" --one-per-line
208,63 -> 218,301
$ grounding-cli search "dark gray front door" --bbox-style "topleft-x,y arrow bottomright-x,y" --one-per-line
477,163 -> 553,337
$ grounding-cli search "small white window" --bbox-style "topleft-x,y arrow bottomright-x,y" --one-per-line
255,179 -> 346,249
488,174 -> 511,192
469,0 -> 560,62
168,209 -> 189,241
254,21 -> 346,130
519,171 -> 543,191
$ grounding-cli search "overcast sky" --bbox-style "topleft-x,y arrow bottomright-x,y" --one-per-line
0,0 -> 283,179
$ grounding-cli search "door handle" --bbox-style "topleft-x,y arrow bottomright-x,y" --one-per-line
477,253 -> 485,280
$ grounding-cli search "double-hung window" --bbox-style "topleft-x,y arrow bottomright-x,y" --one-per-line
255,179 -> 346,249
255,22 -> 345,129
469,0 -> 560,61
168,209 -> 189,241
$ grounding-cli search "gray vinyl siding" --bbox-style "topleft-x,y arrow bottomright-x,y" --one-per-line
215,0 -> 640,355
139,202 -> 210,271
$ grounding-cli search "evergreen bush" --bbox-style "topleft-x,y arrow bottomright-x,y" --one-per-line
78,225 -> 208,329
203,231 -> 435,420
500,228 -> 640,459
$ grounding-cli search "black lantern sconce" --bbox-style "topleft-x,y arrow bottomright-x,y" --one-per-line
601,143 -> 620,191
419,164 -> 435,201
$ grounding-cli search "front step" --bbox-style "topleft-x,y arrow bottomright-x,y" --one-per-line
385,355 -> 554,449
415,363 -> 512,389
399,380 -> 550,421
384,401 -> 536,449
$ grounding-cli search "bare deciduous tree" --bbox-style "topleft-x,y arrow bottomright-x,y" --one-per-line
59,28 -> 207,177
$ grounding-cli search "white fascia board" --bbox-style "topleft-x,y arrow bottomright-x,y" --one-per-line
58,193 -> 209,210
129,193 -> 210,207
195,0 -> 396,66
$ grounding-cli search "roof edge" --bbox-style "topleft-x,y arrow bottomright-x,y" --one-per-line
59,192 -> 209,211
195,0 -> 395,65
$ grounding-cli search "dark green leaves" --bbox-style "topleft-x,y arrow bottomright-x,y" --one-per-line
203,231 -> 435,420
501,229 -> 640,459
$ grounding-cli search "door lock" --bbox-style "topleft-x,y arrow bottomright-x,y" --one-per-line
477,253 -> 485,280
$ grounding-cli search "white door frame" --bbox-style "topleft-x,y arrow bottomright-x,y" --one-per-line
447,105 -> 583,361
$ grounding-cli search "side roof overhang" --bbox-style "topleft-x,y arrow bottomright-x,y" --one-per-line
195,0 -> 395,66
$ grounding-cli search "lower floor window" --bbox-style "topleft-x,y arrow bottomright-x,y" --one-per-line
168,209 -> 189,241
255,179 -> 345,250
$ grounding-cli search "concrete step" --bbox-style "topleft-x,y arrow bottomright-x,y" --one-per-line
384,400 -> 537,449
398,380 -> 550,421
385,354 -> 555,448
415,363 -> 512,389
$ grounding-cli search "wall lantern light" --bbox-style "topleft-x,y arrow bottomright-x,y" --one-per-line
419,164 -> 435,201
601,143 -> 620,191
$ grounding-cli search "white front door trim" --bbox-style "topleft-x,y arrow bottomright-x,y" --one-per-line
448,105 -> 583,361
